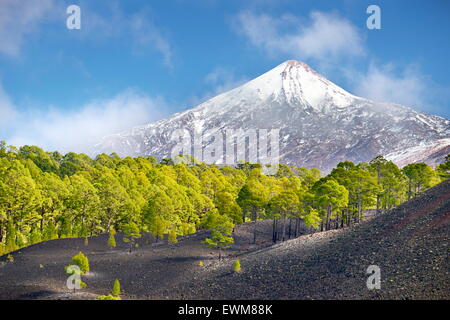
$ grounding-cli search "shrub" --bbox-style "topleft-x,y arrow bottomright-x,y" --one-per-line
168,230 -> 178,244
107,230 -> 117,248
96,294 -> 121,300
233,259 -> 241,272
64,265 -> 87,291
112,279 -> 121,297
199,260 -> 204,267
30,228 -> 42,244
72,251 -> 89,274
79,280 -> 87,289
122,222 -> 141,253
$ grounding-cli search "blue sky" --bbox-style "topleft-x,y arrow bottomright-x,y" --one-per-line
0,0 -> 449,152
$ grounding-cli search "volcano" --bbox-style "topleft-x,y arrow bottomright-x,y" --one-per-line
94,60 -> 450,172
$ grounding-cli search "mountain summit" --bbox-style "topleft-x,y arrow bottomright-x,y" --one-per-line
94,60 -> 450,172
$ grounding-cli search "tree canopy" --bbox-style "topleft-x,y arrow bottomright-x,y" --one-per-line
0,140 -> 446,256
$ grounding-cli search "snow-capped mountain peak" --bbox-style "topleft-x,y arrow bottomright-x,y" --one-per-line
94,61 -> 450,172
233,59 -> 356,111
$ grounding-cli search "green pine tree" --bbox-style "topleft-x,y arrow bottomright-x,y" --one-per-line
107,229 -> 117,248
202,211 -> 235,260
233,259 -> 241,272
72,251 -> 90,274
112,279 -> 121,297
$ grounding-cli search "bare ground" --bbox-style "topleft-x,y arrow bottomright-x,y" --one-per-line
0,180 -> 448,300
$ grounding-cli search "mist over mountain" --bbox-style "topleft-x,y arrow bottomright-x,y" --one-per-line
94,60 -> 450,173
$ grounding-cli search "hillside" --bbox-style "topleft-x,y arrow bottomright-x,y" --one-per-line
0,180 -> 448,300
181,179 -> 450,300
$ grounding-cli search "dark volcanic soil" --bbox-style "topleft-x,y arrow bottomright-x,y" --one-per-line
0,218 -> 312,300
0,180 -> 449,300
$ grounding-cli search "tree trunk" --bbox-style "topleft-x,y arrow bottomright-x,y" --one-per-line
325,206 -> 332,230
272,219 -> 277,243
376,195 -> 380,215
288,219 -> 292,239
346,207 -> 349,227
408,179 -> 412,200
252,208 -> 257,244
281,217 -> 287,241
274,220 -> 278,242
357,197 -> 362,223
376,169 -> 381,215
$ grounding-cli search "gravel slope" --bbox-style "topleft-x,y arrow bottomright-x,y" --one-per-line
180,180 -> 450,300
0,180 -> 448,300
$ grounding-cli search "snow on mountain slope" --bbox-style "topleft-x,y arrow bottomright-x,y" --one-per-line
94,60 -> 450,172
385,138 -> 450,168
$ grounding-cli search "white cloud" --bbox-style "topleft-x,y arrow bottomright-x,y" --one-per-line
0,1 -> 173,67
130,11 -> 173,68
0,83 -> 18,125
351,63 -> 428,107
0,0 -> 55,56
187,67 -> 249,107
234,10 -> 365,63
78,3 -> 174,68
2,88 -> 166,154
233,9 -> 447,114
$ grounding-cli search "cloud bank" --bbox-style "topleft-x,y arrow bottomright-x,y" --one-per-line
352,64 -> 427,107
0,83 -> 18,125
234,11 -> 365,64
233,9 -> 446,114
1,87 -> 166,154
0,0 -> 173,66
79,2 -> 173,68
0,0 -> 55,56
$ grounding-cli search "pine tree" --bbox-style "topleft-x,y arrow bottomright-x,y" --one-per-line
112,279 -> 121,297
96,294 -> 121,300
312,179 -> 349,231
29,228 -> 42,245
233,259 -> 241,272
72,251 -> 90,274
107,229 -> 117,248
168,229 -> 178,243
237,174 -> 268,243
202,211 -> 235,260
122,222 -> 141,253
437,154 -> 450,179
0,140 -> 444,261
403,163 -> 439,198
370,155 -> 388,215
